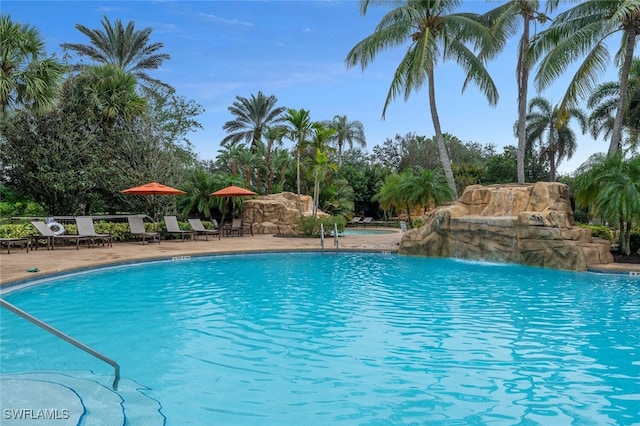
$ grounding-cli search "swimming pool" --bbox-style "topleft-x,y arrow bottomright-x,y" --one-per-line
1,252 -> 639,425
340,229 -> 398,236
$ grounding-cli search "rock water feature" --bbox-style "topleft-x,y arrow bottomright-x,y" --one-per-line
400,182 -> 613,271
243,192 -> 319,235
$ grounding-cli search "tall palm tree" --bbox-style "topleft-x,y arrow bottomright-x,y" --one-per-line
587,57 -> 640,152
530,1 -> 640,156
309,123 -> 337,217
483,1 -> 558,184
283,108 -> 315,215
324,114 -> 366,168
263,125 -> 287,193
346,0 -> 500,198
0,15 -> 66,116
61,15 -> 170,91
222,92 -> 287,150
520,96 -> 587,181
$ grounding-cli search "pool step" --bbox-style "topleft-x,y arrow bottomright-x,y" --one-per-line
0,371 -> 165,425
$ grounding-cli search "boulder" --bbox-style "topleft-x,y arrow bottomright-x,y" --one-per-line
400,183 -> 613,271
243,192 -> 323,235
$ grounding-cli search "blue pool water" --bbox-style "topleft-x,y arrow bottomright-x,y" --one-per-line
341,229 -> 397,236
1,252 -> 639,425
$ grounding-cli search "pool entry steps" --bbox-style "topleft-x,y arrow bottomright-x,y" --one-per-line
1,298 -> 120,390
1,371 -> 166,424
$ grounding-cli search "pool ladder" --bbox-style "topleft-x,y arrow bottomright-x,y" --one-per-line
0,298 -> 121,391
320,223 -> 339,251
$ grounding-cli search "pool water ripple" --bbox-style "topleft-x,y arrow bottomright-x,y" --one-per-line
1,252 -> 639,425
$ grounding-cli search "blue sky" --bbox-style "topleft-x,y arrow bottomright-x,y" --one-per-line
3,1 -> 620,174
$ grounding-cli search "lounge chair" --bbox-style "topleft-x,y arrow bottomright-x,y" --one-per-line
400,221 -> 408,233
0,237 -> 30,254
349,217 -> 362,227
361,217 -> 373,226
163,216 -> 196,241
31,221 -> 92,250
127,216 -> 160,244
225,218 -> 245,237
188,218 -> 220,241
75,217 -> 113,247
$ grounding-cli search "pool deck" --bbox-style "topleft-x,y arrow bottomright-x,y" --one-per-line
1,228 -> 638,287
0,230 -> 403,287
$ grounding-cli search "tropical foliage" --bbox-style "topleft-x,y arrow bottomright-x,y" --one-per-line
0,15 -> 66,116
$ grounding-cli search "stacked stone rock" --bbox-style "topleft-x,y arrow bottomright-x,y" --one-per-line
399,182 -> 613,271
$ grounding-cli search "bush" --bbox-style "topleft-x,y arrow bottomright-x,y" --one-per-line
578,224 -> 614,242
295,215 -> 347,237
411,218 -> 423,228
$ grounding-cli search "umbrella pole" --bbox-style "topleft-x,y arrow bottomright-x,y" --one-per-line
219,197 -> 228,239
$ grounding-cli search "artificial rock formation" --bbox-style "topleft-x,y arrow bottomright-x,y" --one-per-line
243,192 -> 320,235
400,182 -> 613,271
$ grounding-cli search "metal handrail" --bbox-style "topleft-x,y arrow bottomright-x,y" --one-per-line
0,298 -> 120,391
334,223 -> 339,250
320,223 -> 325,250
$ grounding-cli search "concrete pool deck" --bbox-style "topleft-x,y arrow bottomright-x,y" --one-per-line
1,228 -> 638,286
0,230 -> 403,286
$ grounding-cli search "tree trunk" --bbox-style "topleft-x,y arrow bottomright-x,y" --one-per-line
548,125 -> 556,182
517,16 -> 531,184
296,141 -> 303,216
610,27 -> 637,155
427,67 -> 458,198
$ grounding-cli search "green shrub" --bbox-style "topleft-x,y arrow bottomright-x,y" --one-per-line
295,215 -> 346,237
411,218 -> 423,228
578,224 -> 614,242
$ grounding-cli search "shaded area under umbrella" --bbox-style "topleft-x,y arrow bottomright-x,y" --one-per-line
210,185 -> 257,236
121,182 -> 186,231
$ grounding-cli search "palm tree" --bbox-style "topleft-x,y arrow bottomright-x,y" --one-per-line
0,15 -> 66,117
346,0 -> 500,198
66,64 -> 147,125
482,1 -> 558,184
181,169 -> 217,219
309,123 -> 337,217
324,115 -> 366,168
263,125 -> 287,193
222,92 -> 287,150
520,96 -> 586,181
530,1 -> 640,156
574,152 -> 640,255
283,108 -> 315,215
61,15 -> 170,91
402,167 -> 454,214
587,57 -> 640,152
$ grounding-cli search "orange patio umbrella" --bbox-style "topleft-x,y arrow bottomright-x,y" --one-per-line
210,185 -> 257,197
210,185 -> 257,232
121,182 -> 187,229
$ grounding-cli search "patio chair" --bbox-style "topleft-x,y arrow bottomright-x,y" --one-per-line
225,218 -> 245,237
188,218 -> 220,241
349,217 -> 362,227
30,221 -> 92,250
163,216 -> 196,241
127,216 -> 160,244
400,221 -> 408,233
75,217 -> 113,247
361,217 -> 373,226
